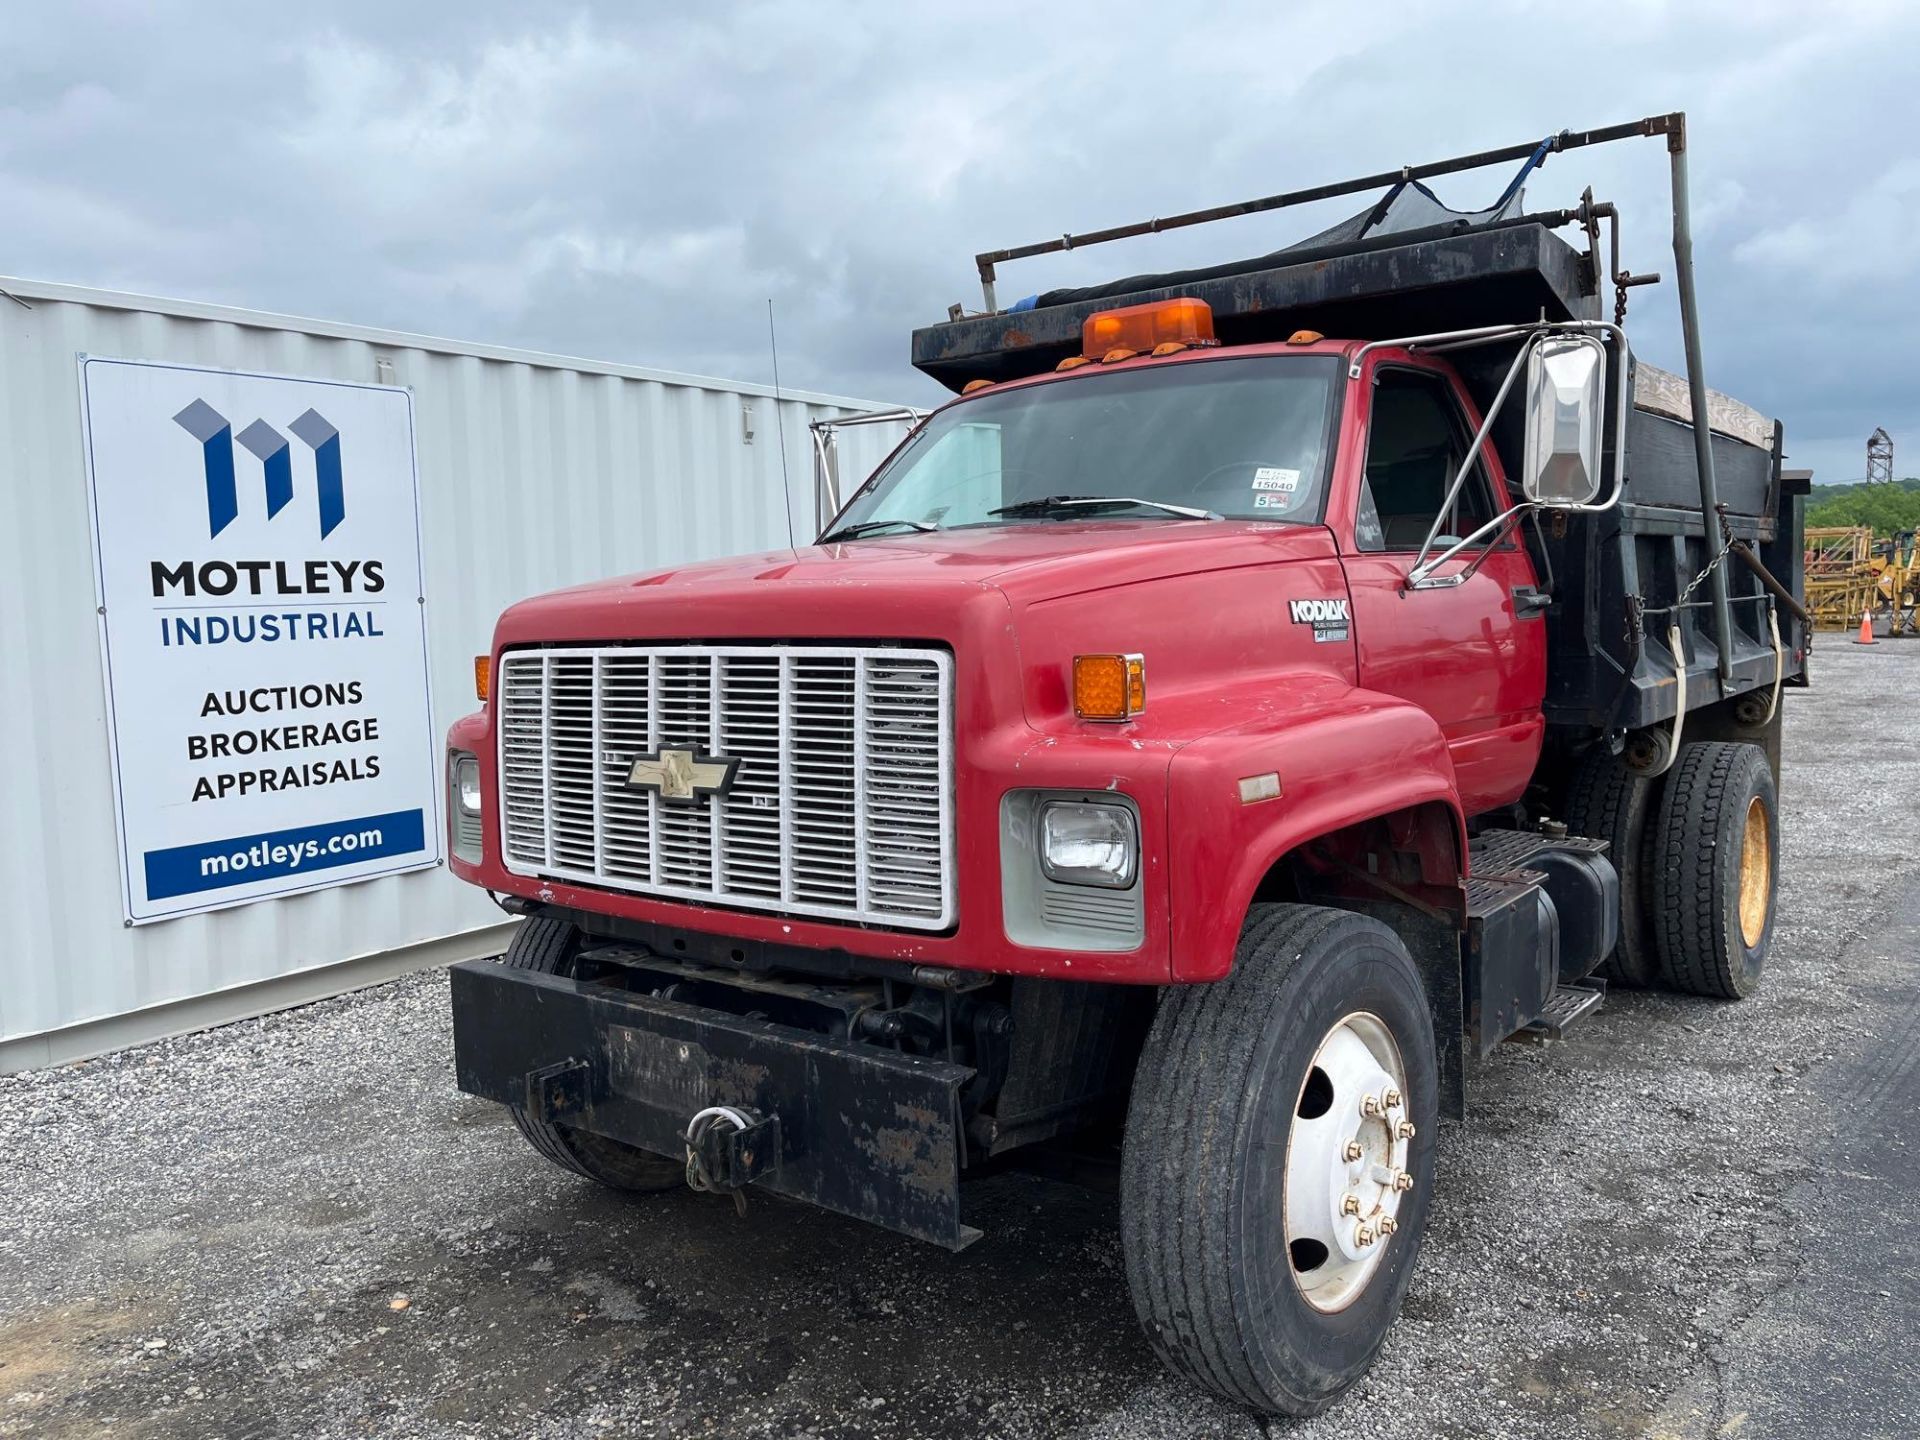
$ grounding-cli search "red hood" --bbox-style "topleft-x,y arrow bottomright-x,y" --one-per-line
493,520 -> 1338,648
462,515 -> 1363,979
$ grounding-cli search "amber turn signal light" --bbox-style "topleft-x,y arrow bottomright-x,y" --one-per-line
1073,653 -> 1146,721
474,654 -> 491,702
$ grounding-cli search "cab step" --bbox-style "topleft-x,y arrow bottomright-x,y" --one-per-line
1517,981 -> 1607,1042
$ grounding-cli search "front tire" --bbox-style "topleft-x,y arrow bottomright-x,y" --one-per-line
1121,904 -> 1438,1417
501,917 -> 684,1192
1650,741 -> 1778,999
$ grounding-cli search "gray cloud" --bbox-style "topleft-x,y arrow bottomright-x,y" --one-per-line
2,1 -> 1909,482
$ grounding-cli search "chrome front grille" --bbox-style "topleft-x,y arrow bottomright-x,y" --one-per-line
497,644 -> 954,928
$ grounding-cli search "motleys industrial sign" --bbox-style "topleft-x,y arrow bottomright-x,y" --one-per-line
80,356 -> 440,923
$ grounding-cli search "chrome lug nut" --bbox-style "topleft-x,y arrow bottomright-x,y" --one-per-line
1361,1095 -> 1383,1118
1396,1120 -> 1416,1140
1354,1223 -> 1377,1248
1383,1087 -> 1402,1108
1343,1140 -> 1364,1162
1341,1194 -> 1361,1216
1393,1171 -> 1414,1192
1378,1217 -> 1398,1237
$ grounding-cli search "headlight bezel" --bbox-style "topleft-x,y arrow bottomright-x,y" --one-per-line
452,752 -> 482,816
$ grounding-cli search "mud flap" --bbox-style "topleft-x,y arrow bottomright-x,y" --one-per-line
449,959 -> 980,1250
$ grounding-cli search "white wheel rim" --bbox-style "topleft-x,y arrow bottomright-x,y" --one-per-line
1283,1011 -> 1413,1313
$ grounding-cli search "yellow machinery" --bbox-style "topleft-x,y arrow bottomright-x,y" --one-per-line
1878,529 -> 1919,636
1806,525 -> 1920,635
1804,526 -> 1876,630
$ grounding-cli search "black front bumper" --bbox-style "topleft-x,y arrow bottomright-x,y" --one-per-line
449,959 -> 980,1249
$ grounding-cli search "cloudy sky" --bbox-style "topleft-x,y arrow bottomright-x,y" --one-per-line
4,1 -> 1912,483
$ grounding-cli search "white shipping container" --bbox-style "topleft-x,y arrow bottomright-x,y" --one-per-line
0,276 -> 913,1071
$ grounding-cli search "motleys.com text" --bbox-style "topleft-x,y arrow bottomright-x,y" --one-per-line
199,823 -> 385,879
141,808 -> 429,903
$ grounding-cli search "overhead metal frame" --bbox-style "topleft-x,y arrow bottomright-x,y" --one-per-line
809,407 -> 925,535
970,112 -> 1738,684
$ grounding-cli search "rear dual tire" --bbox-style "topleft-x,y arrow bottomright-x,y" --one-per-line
1650,741 -> 1778,999
1563,740 -> 1778,1000
1562,747 -> 1663,987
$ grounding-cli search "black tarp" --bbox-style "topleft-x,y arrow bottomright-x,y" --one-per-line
1016,139 -> 1549,312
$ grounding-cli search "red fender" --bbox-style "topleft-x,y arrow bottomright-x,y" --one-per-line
1164,676 -> 1467,981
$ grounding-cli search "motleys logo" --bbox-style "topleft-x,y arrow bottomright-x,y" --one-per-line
1289,597 -> 1351,625
174,399 -> 345,539
157,399 -> 380,600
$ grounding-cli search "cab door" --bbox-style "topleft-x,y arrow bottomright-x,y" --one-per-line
1337,359 -> 1546,815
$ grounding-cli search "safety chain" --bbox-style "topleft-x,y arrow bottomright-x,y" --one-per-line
1674,534 -> 1738,612
1627,533 -> 1734,644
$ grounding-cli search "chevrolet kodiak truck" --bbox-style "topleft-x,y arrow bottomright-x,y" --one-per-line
443,115 -> 1809,1417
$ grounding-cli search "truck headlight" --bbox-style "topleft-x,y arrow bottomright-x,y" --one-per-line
453,754 -> 482,815
450,751 -> 484,863
1040,800 -> 1138,889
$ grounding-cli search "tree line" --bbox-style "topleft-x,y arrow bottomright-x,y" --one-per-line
1805,477 -> 1920,536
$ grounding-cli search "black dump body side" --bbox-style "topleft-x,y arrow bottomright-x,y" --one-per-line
1555,408 -> 1809,734
1449,342 -> 1808,737
913,220 -> 1806,734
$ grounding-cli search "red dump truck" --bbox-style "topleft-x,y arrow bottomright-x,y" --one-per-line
442,113 -> 1809,1416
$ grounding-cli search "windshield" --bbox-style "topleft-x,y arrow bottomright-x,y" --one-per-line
827,355 -> 1340,536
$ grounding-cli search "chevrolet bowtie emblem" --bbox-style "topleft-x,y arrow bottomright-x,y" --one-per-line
625,748 -> 741,804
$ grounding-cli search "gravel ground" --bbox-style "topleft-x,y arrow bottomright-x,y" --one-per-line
3,643 -> 1916,1440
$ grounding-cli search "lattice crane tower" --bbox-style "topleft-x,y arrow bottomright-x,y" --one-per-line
1867,427 -> 1894,485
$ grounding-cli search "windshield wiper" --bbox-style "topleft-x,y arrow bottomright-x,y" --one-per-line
818,517 -> 939,542
988,494 -> 1221,521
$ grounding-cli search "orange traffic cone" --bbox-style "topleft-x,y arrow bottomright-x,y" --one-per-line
1854,609 -> 1877,645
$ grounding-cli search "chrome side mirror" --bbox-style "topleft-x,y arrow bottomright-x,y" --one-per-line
1521,334 -> 1607,506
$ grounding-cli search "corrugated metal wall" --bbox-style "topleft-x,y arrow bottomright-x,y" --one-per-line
0,277 -> 911,1066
